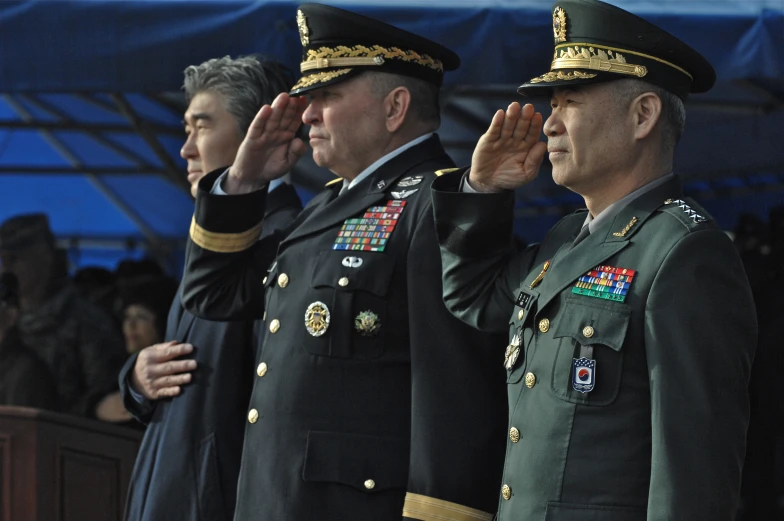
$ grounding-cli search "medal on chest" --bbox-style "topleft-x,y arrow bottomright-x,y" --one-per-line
333,200 -> 407,252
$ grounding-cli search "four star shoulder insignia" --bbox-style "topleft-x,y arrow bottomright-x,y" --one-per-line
664,199 -> 707,223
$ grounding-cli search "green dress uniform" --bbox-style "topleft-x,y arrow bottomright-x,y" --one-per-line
431,1 -> 757,519
181,6 -> 508,520
432,172 -> 756,520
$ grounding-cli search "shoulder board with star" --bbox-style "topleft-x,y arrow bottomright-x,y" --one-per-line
658,198 -> 712,227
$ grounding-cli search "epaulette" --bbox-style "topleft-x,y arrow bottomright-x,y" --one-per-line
434,167 -> 460,177
658,198 -> 710,226
325,177 -> 342,188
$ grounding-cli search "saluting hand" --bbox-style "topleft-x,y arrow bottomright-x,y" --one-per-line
468,102 -> 547,193
130,341 -> 197,400
225,92 -> 309,194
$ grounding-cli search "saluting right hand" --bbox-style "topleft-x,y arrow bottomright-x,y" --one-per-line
225,92 -> 309,194
130,340 -> 197,400
468,102 -> 548,193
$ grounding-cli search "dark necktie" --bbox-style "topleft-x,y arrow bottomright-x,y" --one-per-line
571,225 -> 591,249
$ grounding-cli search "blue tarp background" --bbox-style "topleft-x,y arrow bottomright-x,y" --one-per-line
0,0 -> 782,270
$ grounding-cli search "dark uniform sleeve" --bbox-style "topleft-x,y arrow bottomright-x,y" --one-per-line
644,228 -> 756,519
431,170 -> 539,333
400,179 -> 508,521
181,170 -> 279,322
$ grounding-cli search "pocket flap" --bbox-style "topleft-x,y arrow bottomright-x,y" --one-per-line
311,251 -> 396,296
545,501 -> 645,521
303,431 -> 409,493
552,296 -> 631,351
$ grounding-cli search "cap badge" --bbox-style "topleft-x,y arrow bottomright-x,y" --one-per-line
553,6 -> 567,44
305,301 -> 330,337
355,310 -> 381,337
297,10 -> 310,46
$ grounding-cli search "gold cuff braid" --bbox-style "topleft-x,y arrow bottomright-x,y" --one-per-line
402,493 -> 493,521
189,216 -> 263,253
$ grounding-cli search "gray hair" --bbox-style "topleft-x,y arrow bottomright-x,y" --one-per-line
183,55 -> 294,134
365,71 -> 441,129
609,78 -> 686,154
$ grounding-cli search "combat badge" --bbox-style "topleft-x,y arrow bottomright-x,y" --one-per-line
572,357 -> 596,393
391,189 -> 418,199
355,310 -> 381,337
504,333 -> 522,371
573,265 -> 636,303
305,301 -> 331,337
342,256 -> 363,268
396,175 -> 423,188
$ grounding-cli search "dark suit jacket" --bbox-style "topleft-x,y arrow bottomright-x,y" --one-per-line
119,183 -> 302,521
0,328 -> 57,410
182,136 -> 508,521
431,171 -> 757,521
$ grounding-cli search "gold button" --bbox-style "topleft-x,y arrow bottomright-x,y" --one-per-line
247,409 -> 259,424
525,372 -> 536,388
509,427 -> 520,443
538,318 -> 550,333
364,479 -> 375,490
257,362 -> 268,377
517,309 -> 525,321
269,319 -> 280,333
582,325 -> 595,338
501,484 -> 512,500
278,273 -> 289,288
338,277 -> 349,287
262,276 -> 268,285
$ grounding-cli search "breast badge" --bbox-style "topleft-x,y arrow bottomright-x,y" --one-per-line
333,200 -> 407,252
572,357 -> 596,393
305,301 -> 331,337
342,256 -> 363,268
573,265 -> 636,303
390,188 -> 418,199
354,310 -> 381,337
396,175 -> 423,188
504,333 -> 522,371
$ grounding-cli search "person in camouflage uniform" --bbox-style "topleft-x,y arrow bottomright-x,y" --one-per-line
0,213 -> 126,417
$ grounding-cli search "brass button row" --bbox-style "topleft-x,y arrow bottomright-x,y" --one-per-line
525,372 -> 536,388
501,484 -> 512,500
248,408 -> 259,424
269,319 -> 281,334
257,362 -> 268,377
509,427 -> 520,443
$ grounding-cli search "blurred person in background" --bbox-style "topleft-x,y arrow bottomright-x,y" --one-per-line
0,213 -> 126,418
0,272 -> 57,410
96,275 -> 178,424
118,55 -> 302,521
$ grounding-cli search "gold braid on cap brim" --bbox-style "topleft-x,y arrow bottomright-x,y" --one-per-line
300,45 -> 444,73
529,43 -> 693,84
292,68 -> 353,90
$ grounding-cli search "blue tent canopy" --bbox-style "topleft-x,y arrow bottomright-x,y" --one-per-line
0,0 -> 782,270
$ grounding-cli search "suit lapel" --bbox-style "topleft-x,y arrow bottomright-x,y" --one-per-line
281,135 -> 451,247
535,175 -> 683,312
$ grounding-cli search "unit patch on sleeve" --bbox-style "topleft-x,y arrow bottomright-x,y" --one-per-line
572,265 -> 636,302
333,200 -> 407,252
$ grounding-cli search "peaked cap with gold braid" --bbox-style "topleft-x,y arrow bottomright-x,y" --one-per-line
290,3 -> 460,96
518,0 -> 715,99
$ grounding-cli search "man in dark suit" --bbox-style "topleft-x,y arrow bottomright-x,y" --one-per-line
430,1 -> 757,519
181,4 -> 508,521
118,56 -> 302,521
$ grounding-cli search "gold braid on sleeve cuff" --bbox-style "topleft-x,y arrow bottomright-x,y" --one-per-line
403,493 -> 493,521
189,216 -> 264,253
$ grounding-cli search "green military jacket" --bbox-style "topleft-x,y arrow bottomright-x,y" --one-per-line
431,171 -> 756,521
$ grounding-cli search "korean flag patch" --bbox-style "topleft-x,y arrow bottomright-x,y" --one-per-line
572,357 -> 596,393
